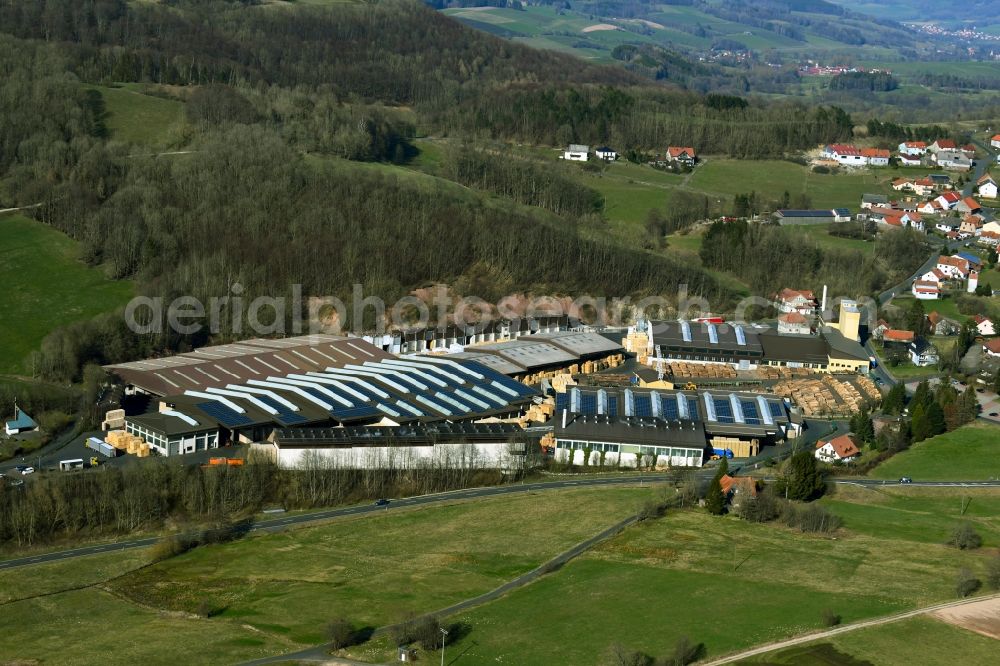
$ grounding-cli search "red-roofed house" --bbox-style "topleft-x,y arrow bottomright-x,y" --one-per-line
930,139 -> 957,153
892,177 -> 914,191
665,147 -> 696,167
935,191 -> 962,210
861,147 -> 890,166
960,216 -> 982,237
884,329 -> 915,344
991,134 -> 1000,150
957,197 -> 982,215
961,144 -> 977,159
912,177 -> 937,196
777,312 -> 811,335
773,288 -> 818,316
936,255 -> 971,279
985,338 -> 1000,357
815,434 -> 861,463
919,268 -> 948,284
979,230 -> 1000,248
823,143 -> 865,166
974,314 -> 995,337
898,141 -> 927,156
719,474 -> 758,507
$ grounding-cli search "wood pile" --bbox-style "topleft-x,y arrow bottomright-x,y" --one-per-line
710,436 -> 760,458
754,366 -> 815,380
854,376 -> 881,402
769,376 -> 878,417
106,430 -> 147,455
666,362 -> 736,379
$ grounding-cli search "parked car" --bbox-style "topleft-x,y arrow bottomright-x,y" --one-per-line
20,466 -> 35,475
899,477 -> 912,484
990,412 -> 998,417
374,498 -> 390,507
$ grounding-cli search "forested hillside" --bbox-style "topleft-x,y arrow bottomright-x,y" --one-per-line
0,0 -> 860,382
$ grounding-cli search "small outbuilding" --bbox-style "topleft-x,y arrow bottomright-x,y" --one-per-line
5,405 -> 38,436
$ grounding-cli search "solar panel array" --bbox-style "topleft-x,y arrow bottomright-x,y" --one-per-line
741,399 -> 762,426
196,401 -> 252,427
713,398 -> 735,424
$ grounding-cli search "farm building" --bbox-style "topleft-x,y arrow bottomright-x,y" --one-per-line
562,144 -> 589,161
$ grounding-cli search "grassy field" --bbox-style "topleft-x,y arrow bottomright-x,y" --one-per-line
0,549 -> 296,665
103,487 -> 650,646
88,84 -> 185,146
0,214 -> 133,374
352,486 -> 1000,665
868,422 -> 1000,481
741,615 -> 1000,665
687,159 -> 893,210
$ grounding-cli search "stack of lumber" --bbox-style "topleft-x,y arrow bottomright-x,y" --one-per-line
666,362 -> 736,379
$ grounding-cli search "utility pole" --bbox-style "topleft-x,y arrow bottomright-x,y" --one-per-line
440,627 -> 449,666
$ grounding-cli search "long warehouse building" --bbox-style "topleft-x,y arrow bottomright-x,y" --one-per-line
106,336 -> 539,457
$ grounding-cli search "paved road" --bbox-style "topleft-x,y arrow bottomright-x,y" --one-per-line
4,474 -> 1000,572
701,592 -> 1000,665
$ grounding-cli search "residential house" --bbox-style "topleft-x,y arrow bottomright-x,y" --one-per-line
985,338 -> 1000,358
974,314 -> 996,337
665,146 -> 696,167
935,219 -> 959,234
968,270 -> 979,294
823,144 -> 866,166
934,191 -> 962,210
960,215 -> 982,237
961,144 -> 977,159
917,200 -> 945,216
912,177 -> 938,196
977,173 -> 998,199
956,197 -> 982,215
4,405 -> 38,436
979,230 -> 1000,248
898,153 -> 922,167
892,177 -> 914,192
815,434 -> 861,463
919,267 -> 948,284
860,193 -> 889,209
898,141 -> 927,156
936,255 -> 971,279
774,288 -> 818,315
777,312 -> 811,335
595,146 -> 618,162
928,174 -> 952,188
927,311 -> 958,336
719,474 -> 758,509
909,339 -> 939,367
934,150 -> 973,171
929,139 -> 957,153
991,134 -> 1000,150
862,147 -> 890,166
911,279 -> 940,300
562,144 -> 589,161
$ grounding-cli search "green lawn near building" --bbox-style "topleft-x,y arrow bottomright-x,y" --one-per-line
868,422 -> 1000,482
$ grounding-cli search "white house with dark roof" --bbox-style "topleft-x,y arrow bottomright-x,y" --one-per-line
562,144 -> 589,161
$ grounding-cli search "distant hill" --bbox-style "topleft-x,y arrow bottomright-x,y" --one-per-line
831,0 -> 1000,25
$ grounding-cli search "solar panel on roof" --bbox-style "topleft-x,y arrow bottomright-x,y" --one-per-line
256,396 -> 309,425
662,398 -> 679,420
581,394 -> 597,415
769,401 -> 785,418
741,399 -> 761,425
606,399 -> 618,416
332,406 -> 382,421
634,396 -> 653,417
196,401 -> 252,427
713,398 -> 735,424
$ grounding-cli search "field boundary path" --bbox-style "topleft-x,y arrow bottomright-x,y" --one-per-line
241,513 -> 641,665
700,592 -> 1000,665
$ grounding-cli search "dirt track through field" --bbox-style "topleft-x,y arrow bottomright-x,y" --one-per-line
701,593 -> 1000,665
932,595 -> 1000,639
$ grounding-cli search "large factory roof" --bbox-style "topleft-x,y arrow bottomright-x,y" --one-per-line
555,414 -> 706,448
142,355 -> 540,433
649,321 -> 763,355
106,334 -> 391,396
555,385 -> 790,438
455,331 -> 622,373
